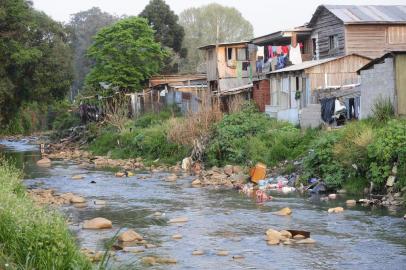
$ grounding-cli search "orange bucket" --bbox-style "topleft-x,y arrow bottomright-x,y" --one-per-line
249,162 -> 267,184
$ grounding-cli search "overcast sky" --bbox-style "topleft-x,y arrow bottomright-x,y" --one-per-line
33,0 -> 406,36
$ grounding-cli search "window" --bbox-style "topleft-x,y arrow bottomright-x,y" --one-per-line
208,49 -> 213,60
312,38 -> 317,56
329,35 -> 339,50
237,48 -> 247,61
227,48 -> 233,60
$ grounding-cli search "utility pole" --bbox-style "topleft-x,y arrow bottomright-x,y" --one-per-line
215,18 -> 221,109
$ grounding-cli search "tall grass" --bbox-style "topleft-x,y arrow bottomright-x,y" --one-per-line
0,158 -> 91,270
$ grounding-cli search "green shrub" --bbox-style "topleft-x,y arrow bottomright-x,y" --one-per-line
89,123 -> 189,165
0,158 -> 91,269
367,119 -> 406,188
371,97 -> 394,122
303,131 -> 346,189
205,104 -> 318,167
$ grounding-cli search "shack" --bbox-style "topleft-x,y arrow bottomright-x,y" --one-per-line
148,74 -> 208,113
357,51 -> 406,118
199,41 -> 257,110
253,54 -> 371,125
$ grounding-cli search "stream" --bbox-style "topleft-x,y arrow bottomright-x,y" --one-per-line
1,139 -> 406,270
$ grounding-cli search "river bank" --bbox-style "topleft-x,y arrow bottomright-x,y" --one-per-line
1,138 -> 406,269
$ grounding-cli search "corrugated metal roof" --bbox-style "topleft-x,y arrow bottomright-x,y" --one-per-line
268,58 -> 337,74
324,5 -> 406,24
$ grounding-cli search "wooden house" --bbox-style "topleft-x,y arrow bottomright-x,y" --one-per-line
256,54 -> 371,124
199,41 -> 257,96
251,5 -> 406,75
309,5 -> 406,60
358,51 -> 406,118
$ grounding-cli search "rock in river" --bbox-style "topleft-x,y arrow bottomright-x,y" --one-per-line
172,234 -> 182,240
346,199 -> 357,206
166,174 -> 178,182
83,217 -> 112,229
70,195 -> 86,203
168,217 -> 188,224
217,250 -> 229,256
328,207 -> 344,213
192,250 -> 204,255
118,230 -> 143,242
71,175 -> 84,180
295,238 -> 316,244
272,207 -> 292,216
36,157 -> 51,167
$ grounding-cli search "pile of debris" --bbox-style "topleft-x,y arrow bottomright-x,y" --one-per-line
196,165 -> 248,188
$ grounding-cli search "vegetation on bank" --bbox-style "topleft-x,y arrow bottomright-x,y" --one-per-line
0,101 -> 80,136
85,100 -> 406,195
0,158 -> 91,269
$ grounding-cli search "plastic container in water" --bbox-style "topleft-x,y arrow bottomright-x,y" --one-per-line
249,163 -> 267,184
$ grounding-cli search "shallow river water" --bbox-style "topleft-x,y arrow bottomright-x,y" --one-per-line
1,139 -> 406,270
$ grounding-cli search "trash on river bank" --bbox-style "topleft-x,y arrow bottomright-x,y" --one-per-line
249,163 -> 267,184
256,190 -> 272,203
257,176 -> 296,193
83,217 -> 112,229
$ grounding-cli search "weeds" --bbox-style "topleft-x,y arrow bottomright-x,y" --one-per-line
0,158 -> 91,269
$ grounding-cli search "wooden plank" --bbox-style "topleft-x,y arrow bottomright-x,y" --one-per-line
396,54 -> 406,116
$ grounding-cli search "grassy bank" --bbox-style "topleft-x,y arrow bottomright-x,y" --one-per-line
0,158 -> 91,269
86,101 -> 406,195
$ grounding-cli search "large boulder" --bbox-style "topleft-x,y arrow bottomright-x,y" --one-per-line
83,217 -> 112,229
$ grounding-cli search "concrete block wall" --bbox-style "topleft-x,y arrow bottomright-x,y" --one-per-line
360,57 -> 396,119
300,104 -> 322,128
253,79 -> 270,112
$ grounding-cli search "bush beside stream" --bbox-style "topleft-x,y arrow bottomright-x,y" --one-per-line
0,158 -> 91,269
86,102 -> 406,196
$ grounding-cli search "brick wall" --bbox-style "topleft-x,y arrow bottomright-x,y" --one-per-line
253,79 -> 270,112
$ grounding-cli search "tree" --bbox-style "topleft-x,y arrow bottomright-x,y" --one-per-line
85,17 -> 167,92
68,7 -> 118,98
0,0 -> 73,126
140,0 -> 186,74
179,3 -> 254,73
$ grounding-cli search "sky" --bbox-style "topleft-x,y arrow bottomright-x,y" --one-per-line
33,0 -> 406,36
